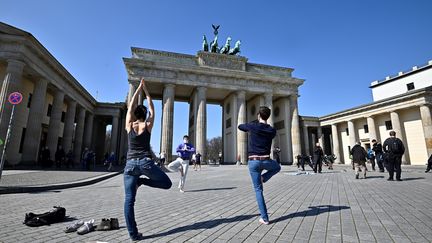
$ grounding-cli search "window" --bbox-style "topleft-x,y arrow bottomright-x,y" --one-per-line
385,120 -> 393,130
47,104 -> 52,117
364,125 -> 369,133
27,93 -> 32,108
226,118 -> 231,128
61,112 -> 66,123
346,128 -> 349,136
406,82 -> 415,91
19,128 -> 26,153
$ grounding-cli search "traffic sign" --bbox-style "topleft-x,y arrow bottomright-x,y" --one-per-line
8,92 -> 23,105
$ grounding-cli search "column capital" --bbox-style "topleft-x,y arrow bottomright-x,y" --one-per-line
165,83 -> 176,89
236,90 -> 246,98
197,86 -> 207,92
6,59 -> 25,73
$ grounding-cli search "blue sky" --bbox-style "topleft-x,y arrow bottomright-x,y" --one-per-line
1,0 -> 432,154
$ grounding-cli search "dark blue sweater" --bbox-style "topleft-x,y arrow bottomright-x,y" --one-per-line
238,121 -> 276,156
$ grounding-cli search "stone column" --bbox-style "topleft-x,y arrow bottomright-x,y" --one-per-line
83,112 -> 94,150
347,120 -> 356,147
367,116 -> 378,142
331,124 -> 342,164
237,90 -> 247,164
303,126 -> 310,155
73,107 -> 86,164
282,97 -> 293,164
196,87 -> 207,160
390,111 -> 408,164
62,100 -> 77,152
317,126 -> 324,151
22,78 -> 48,163
264,93 -> 273,125
46,90 -> 65,159
160,84 -> 175,162
290,94 -> 301,163
420,105 -> 432,157
127,83 -> 136,104
110,115 -> 119,156
0,60 -> 25,162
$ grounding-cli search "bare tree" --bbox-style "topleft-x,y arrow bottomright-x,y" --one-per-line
206,136 -> 222,163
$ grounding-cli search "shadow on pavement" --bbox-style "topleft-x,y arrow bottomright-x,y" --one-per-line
365,176 -> 385,179
186,187 -> 237,193
400,177 -> 425,181
272,205 -> 350,223
142,214 -> 259,240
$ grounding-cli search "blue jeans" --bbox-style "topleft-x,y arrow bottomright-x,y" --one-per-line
248,159 -> 281,222
124,158 -> 172,239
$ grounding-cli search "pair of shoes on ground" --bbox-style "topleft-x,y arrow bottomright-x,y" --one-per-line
64,219 -> 94,235
387,178 -> 403,181
95,218 -> 119,231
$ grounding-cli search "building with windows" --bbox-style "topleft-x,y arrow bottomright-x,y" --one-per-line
304,61 -> 432,165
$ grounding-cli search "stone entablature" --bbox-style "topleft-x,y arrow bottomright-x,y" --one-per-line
124,47 -> 303,96
0,24 -> 96,111
319,87 -> 432,126
300,116 -> 320,127
94,103 -> 125,117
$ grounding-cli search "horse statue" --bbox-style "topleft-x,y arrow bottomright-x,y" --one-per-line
210,35 -> 218,53
202,35 -> 209,51
219,37 -> 231,54
229,40 -> 241,55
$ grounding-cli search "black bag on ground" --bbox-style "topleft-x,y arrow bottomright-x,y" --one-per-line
23,206 -> 66,227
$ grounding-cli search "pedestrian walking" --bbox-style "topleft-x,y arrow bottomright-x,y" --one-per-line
167,135 -> 195,192
273,146 -> 281,164
372,139 -> 385,172
367,148 -> 376,171
383,131 -> 405,181
313,143 -> 324,173
194,152 -> 202,171
238,106 -> 280,225
351,142 -> 368,179
124,78 -> 172,241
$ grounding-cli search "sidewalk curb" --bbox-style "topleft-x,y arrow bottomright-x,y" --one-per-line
0,170 -> 123,194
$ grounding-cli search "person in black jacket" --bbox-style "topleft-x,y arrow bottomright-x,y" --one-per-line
312,143 -> 324,173
426,154 -> 432,173
372,139 -> 385,172
351,142 -> 368,179
383,131 -> 405,181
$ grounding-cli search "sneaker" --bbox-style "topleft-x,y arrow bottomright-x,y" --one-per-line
77,219 -> 95,235
259,218 -> 269,225
64,220 -> 84,233
110,218 -> 119,230
387,178 -> 394,181
396,178 -> 403,181
96,218 -> 111,231
425,170 -> 430,173
131,233 -> 144,241
355,174 -> 359,179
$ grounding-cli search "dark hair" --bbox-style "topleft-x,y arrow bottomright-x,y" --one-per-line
183,135 -> 189,139
258,106 -> 271,120
134,105 -> 147,121
389,131 -> 396,136
372,139 -> 377,143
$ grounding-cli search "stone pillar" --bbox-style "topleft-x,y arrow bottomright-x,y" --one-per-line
237,90 -> 247,164
160,84 -> 175,162
22,78 -> 48,163
83,112 -> 94,150
46,90 -> 65,159
73,107 -> 86,164
62,100 -> 77,152
282,97 -> 293,164
196,87 -> 207,160
390,111 -> 408,164
367,116 -> 378,142
290,94 -> 301,163
347,120 -> 356,147
119,112 -> 128,161
420,105 -> 432,157
303,126 -> 310,155
110,115 -> 119,156
127,83 -> 136,104
0,60 -> 25,163
331,124 -> 342,164
317,126 -> 324,151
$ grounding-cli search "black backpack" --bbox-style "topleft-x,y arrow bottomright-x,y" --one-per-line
389,139 -> 403,154
23,206 -> 66,227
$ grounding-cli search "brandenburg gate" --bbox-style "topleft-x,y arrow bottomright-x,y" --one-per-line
123,47 -> 304,164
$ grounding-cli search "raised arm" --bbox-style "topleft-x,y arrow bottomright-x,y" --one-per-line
125,80 -> 143,133
141,79 -> 155,132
